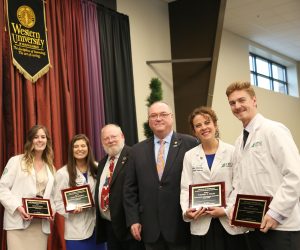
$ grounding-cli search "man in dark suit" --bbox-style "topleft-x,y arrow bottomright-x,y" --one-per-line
124,102 -> 198,250
95,124 -> 144,250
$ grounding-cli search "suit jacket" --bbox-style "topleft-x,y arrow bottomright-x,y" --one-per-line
95,145 -> 132,243
123,132 -> 198,244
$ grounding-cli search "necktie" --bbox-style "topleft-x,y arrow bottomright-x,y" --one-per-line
100,156 -> 115,211
156,140 -> 165,180
243,129 -> 249,148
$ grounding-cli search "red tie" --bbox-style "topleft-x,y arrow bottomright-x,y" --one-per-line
100,156 -> 115,211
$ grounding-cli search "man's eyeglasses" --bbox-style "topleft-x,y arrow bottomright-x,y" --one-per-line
148,113 -> 171,120
103,135 -> 118,142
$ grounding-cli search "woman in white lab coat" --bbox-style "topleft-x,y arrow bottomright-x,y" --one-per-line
180,107 -> 248,250
0,125 -> 55,250
54,134 -> 105,250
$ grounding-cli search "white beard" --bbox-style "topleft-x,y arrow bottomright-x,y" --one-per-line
103,141 -> 125,156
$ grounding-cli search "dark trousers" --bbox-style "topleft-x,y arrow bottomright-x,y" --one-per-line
246,229 -> 300,250
190,219 -> 248,250
105,220 -> 145,250
145,234 -> 188,250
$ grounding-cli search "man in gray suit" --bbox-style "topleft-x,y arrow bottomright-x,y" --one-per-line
124,102 -> 198,250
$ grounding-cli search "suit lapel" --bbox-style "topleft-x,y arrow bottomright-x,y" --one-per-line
95,157 -> 107,207
146,138 -> 159,180
97,157 -> 107,177
161,133 -> 182,180
110,146 -> 129,186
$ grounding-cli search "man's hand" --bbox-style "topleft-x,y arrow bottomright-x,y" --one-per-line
131,223 -> 142,241
260,214 -> 279,233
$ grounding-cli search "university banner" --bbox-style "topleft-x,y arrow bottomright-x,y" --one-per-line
6,0 -> 50,82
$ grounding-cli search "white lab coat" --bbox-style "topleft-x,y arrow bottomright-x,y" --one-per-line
180,140 -> 246,235
0,154 -> 54,234
233,113 -> 300,231
54,166 -> 96,240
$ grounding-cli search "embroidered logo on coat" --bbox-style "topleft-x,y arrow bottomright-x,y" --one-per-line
221,162 -> 233,168
2,168 -> 8,175
251,141 -> 263,148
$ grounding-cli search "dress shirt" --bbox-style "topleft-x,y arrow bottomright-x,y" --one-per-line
154,131 -> 173,163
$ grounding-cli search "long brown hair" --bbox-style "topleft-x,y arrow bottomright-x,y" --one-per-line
23,125 -> 54,174
67,134 -> 97,187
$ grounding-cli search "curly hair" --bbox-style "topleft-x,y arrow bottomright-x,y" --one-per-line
188,106 -> 219,138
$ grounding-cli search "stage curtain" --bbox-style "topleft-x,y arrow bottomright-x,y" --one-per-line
0,1 -> 4,249
0,0 -> 106,249
1,0 -> 138,249
81,0 -> 106,160
97,6 -> 138,146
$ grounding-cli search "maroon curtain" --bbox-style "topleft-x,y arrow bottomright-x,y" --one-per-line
81,0 -> 106,160
0,0 -> 106,249
0,1 -> 4,249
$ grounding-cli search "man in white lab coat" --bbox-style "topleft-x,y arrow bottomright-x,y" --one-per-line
226,81 -> 300,250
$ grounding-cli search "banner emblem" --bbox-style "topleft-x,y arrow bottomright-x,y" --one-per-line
17,6 -> 36,28
6,0 -> 51,82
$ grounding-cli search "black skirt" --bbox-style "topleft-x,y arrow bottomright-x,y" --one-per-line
190,218 -> 249,250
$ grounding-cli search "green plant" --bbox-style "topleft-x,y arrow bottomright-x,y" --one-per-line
143,78 -> 163,138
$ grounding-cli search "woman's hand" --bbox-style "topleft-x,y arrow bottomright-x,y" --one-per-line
185,207 -> 208,220
17,206 -> 32,221
71,205 -> 83,214
205,206 -> 226,218
47,211 -> 56,222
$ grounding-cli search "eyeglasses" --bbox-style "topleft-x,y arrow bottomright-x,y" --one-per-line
102,135 -> 119,142
148,112 -> 171,120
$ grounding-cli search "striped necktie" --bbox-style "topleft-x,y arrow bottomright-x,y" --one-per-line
156,140 -> 165,180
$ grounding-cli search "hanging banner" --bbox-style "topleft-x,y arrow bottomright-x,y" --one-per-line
6,0 -> 50,82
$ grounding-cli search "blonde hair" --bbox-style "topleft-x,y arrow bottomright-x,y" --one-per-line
226,81 -> 256,98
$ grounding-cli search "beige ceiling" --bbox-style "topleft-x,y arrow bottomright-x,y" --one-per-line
224,0 -> 300,61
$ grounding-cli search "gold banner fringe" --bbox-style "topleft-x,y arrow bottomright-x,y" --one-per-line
13,58 -> 51,83
7,0 -> 51,83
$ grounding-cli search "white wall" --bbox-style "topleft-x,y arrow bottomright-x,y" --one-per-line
117,0 -> 174,141
116,3 -> 300,148
213,30 -> 300,149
